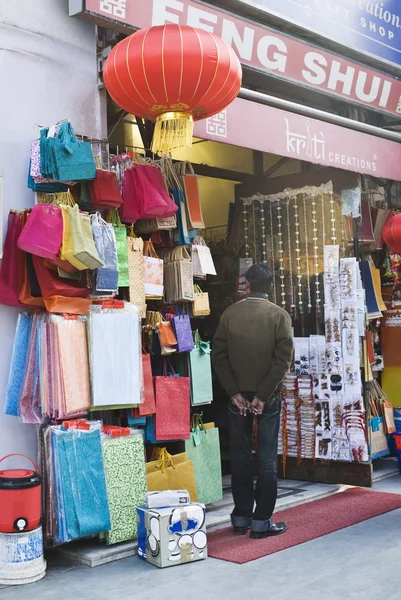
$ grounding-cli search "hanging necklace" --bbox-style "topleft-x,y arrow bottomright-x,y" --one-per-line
259,200 -> 267,263
269,200 -> 277,304
321,192 -> 326,248
277,201 -> 286,310
252,201 -> 258,264
311,195 -> 321,313
294,195 -> 303,313
329,191 -> 337,245
243,200 -> 250,258
340,208 -> 347,257
286,198 -> 295,314
303,193 -> 312,312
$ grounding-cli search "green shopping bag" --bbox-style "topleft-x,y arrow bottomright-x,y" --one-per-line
67,205 -> 103,269
106,209 -> 129,287
189,331 -> 213,406
184,419 -> 223,505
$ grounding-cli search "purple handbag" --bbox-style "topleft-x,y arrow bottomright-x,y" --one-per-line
171,315 -> 194,353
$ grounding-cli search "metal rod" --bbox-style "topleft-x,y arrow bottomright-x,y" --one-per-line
238,88 -> 401,144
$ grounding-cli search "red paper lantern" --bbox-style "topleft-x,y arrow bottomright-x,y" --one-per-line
104,24 -> 242,153
383,214 -> 401,253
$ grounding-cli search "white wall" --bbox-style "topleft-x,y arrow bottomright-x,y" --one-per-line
0,0 -> 102,461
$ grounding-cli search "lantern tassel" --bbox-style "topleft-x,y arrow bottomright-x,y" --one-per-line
152,112 -> 194,154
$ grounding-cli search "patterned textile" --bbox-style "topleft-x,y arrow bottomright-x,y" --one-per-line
184,427 -> 223,505
103,434 -> 147,545
5,314 -> 32,416
56,320 -> 91,416
54,427 -> 111,542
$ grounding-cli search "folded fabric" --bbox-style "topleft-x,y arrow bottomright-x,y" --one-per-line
5,314 -> 33,416
54,428 -> 111,541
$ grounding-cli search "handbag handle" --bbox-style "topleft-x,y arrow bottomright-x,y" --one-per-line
162,357 -> 176,377
106,209 -> 123,228
143,241 -> 159,258
0,454 -> 38,474
155,448 -> 175,473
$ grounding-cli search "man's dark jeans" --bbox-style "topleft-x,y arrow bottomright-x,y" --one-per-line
229,392 -> 281,532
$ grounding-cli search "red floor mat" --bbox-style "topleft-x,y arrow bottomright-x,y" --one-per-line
208,488 -> 401,564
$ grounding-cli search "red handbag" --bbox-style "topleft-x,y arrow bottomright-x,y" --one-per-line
132,352 -> 156,417
0,211 -> 26,308
135,165 -> 168,219
88,170 -> 122,209
120,168 -> 140,223
32,255 -> 89,298
154,362 -> 190,441
141,165 -> 178,218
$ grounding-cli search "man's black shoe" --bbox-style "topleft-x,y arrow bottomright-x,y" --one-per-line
250,522 -> 287,539
233,526 -> 249,536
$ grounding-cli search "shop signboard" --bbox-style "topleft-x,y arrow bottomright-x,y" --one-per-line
194,99 -> 401,182
70,0 -> 401,118
235,0 -> 401,69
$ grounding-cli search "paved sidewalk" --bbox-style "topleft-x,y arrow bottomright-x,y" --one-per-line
1,472 -> 400,600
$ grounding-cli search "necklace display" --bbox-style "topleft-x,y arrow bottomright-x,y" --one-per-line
293,195 -> 303,313
277,201 -> 286,309
269,200 -> 277,304
302,193 -> 312,313
286,198 -> 295,314
242,200 -> 250,259
329,191 -> 337,245
321,192 -> 326,247
259,200 -> 267,263
311,195 -> 321,313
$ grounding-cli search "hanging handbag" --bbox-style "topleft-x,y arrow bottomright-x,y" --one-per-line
164,246 -> 194,303
32,255 -> 89,298
135,351 -> 156,416
67,205 -> 103,270
189,332 -> 213,406
156,321 -> 178,356
183,418 -> 223,505
59,206 -> 88,271
154,361 -> 191,441
134,165 -> 169,219
192,284 -> 211,316
171,314 -> 195,353
143,240 -> 164,299
90,213 -> 119,293
180,162 -> 205,229
88,169 -> 123,209
19,254 -> 45,308
106,209 -> 130,287
127,235 -> 146,318
17,204 -> 63,260
121,168 -> 141,224
140,164 -> 178,218
191,236 -> 216,277
0,211 -> 26,308
41,122 -> 96,182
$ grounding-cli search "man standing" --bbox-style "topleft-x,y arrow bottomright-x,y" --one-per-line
213,264 -> 293,539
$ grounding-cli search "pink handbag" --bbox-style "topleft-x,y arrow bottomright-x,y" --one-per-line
135,165 -> 168,219
120,169 -> 140,224
141,165 -> 178,218
17,204 -> 63,260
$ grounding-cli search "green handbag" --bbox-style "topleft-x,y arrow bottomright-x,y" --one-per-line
106,209 -> 129,287
189,331 -> 213,406
67,205 -> 103,270
184,417 -> 223,505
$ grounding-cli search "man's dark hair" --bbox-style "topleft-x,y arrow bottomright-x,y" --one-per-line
245,263 -> 273,294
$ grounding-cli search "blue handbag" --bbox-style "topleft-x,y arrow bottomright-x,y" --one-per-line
40,123 -> 96,182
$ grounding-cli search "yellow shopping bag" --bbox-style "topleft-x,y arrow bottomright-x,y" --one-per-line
146,449 -> 198,502
60,206 -> 87,271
